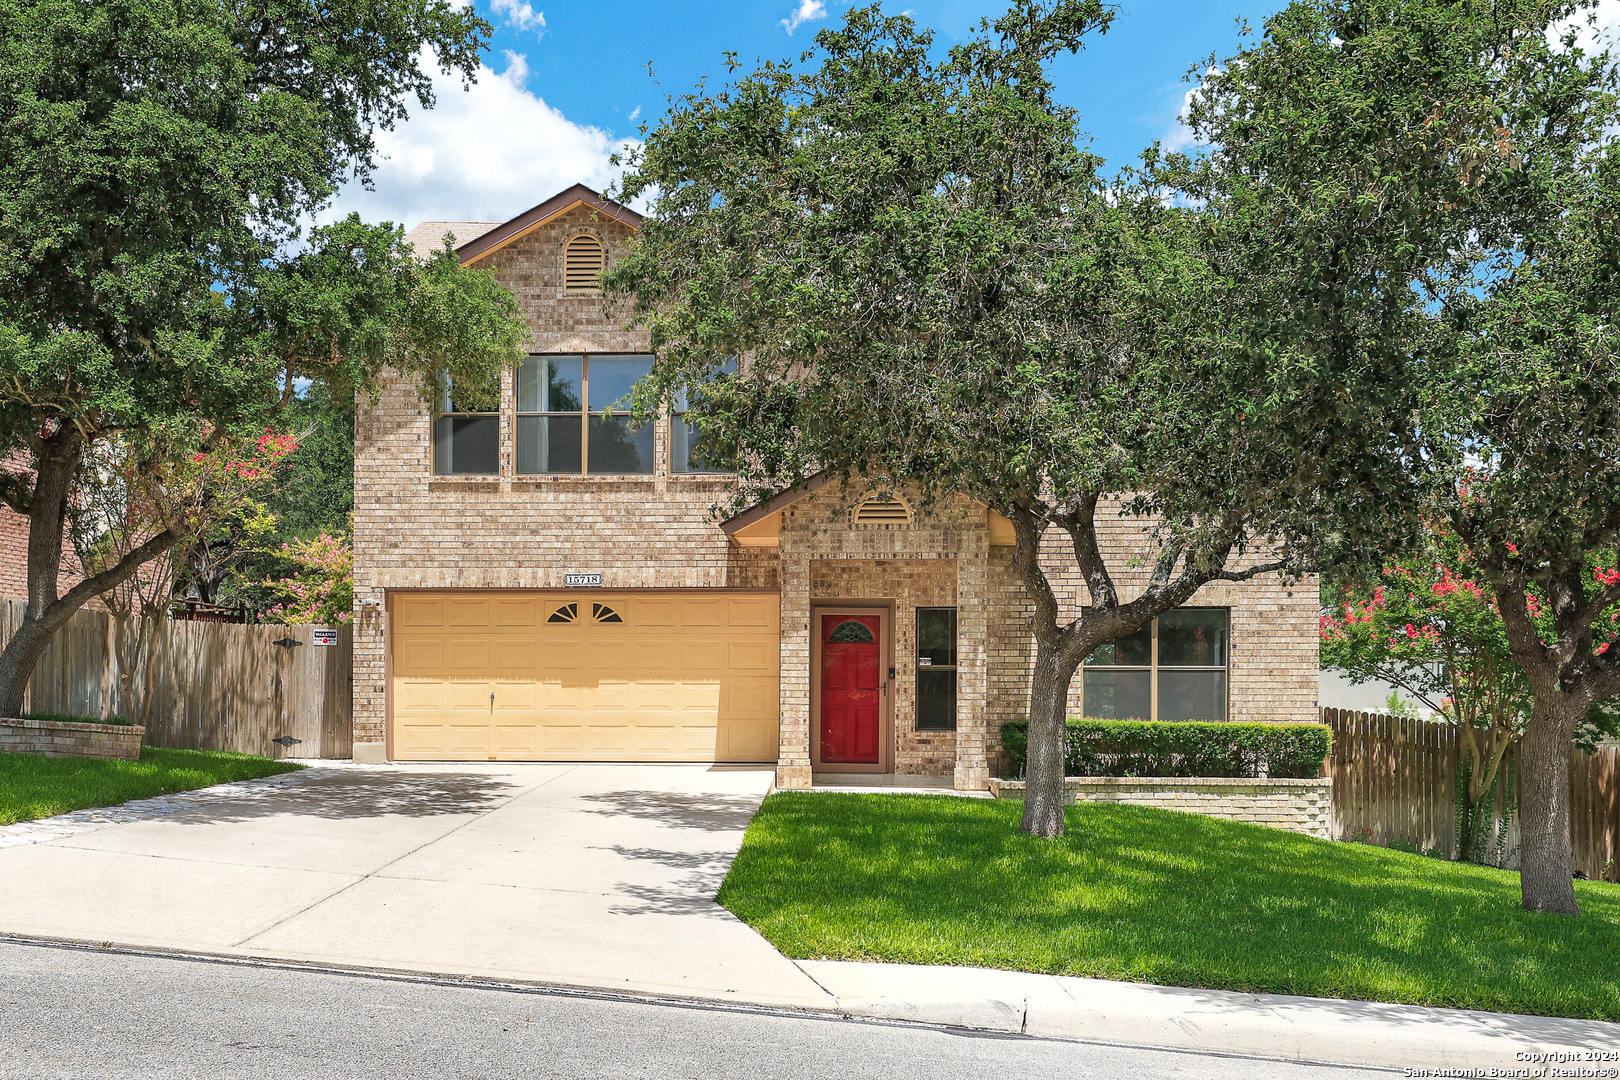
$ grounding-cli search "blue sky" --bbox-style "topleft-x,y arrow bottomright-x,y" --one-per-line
328,0 -> 1281,228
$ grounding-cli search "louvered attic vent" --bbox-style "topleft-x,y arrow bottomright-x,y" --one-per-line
854,493 -> 912,524
563,234 -> 605,293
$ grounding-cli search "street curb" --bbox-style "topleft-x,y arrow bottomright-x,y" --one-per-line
0,931 -> 1390,1073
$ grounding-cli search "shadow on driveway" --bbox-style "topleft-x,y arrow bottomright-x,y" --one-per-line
578,790 -> 761,832
161,770 -> 523,825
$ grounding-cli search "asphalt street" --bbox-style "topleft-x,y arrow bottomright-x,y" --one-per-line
0,941 -> 1387,1080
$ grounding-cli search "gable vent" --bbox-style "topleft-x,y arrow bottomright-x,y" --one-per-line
563,233 -> 605,293
854,493 -> 912,524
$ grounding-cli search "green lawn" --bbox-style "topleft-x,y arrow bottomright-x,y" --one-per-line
0,747 -> 304,825
717,792 -> 1620,1020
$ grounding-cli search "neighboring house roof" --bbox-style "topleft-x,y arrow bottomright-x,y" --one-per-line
455,184 -> 643,266
720,471 -> 1017,547
403,220 -> 503,262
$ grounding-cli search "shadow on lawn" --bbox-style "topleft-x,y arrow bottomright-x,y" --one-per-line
729,793 -> 1620,1020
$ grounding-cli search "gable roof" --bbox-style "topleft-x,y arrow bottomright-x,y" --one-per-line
403,220 -> 504,262
455,184 -> 643,266
719,472 -> 1016,547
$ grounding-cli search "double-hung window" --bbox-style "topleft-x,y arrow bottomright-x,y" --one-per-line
432,379 -> 499,475
516,354 -> 655,475
1081,608 -> 1229,721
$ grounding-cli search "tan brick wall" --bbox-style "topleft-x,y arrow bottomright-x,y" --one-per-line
351,206 -> 778,748
780,487 -> 990,789
991,776 -> 1334,839
353,201 -> 1318,781
0,717 -> 143,760
984,506 -> 1320,771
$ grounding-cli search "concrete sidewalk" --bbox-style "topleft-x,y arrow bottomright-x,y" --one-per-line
0,762 -> 1614,1072
795,959 -> 1620,1071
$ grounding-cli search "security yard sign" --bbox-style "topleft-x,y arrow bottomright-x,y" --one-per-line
312,629 -> 339,647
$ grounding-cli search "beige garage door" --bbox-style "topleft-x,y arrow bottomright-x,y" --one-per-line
390,591 -> 780,762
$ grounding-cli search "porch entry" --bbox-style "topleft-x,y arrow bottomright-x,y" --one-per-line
818,610 -> 887,766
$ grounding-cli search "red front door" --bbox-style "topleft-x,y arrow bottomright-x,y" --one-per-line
820,614 -> 882,765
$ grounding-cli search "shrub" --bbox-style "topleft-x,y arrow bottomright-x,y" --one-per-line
998,718 -> 1331,779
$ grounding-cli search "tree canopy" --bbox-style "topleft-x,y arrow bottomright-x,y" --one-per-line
608,0 -> 1364,836
0,0 -> 530,715
1171,0 -> 1620,913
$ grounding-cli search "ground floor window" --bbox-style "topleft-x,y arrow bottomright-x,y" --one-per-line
915,607 -> 957,731
1081,608 -> 1228,722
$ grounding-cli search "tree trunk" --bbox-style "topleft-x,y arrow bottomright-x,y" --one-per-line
0,430 -> 83,717
1518,694 -> 1580,915
1020,636 -> 1078,838
0,426 -> 179,719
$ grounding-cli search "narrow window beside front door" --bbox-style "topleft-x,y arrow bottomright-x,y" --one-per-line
915,607 -> 957,731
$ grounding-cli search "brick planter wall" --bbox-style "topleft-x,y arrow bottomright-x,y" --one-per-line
988,776 -> 1333,839
0,717 -> 144,760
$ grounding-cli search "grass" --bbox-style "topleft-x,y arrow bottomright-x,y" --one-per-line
717,792 -> 1620,1020
0,747 -> 304,825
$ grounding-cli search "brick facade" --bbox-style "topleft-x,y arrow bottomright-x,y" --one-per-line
0,716 -> 143,760
990,776 -> 1335,840
352,186 -> 1320,784
2,452 -> 88,602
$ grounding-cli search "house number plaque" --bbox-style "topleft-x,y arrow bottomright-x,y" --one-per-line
564,573 -> 603,587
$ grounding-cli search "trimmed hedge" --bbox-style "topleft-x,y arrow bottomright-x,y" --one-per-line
999,718 -> 1331,780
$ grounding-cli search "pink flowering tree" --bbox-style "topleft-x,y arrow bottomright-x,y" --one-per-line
70,427 -> 300,722
1324,523 -> 1620,863
259,532 -> 353,626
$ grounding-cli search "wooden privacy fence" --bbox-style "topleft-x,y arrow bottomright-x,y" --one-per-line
1323,707 -> 1620,881
0,600 -> 352,759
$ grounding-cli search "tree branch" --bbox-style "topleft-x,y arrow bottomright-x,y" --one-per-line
1212,558 -> 1289,582
48,528 -> 182,623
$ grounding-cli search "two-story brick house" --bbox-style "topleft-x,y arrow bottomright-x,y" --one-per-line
351,184 -> 1319,789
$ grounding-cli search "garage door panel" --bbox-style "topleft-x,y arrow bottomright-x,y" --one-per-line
494,598 -> 538,626
445,598 -> 493,627
681,599 -> 725,626
392,591 -> 779,762
727,597 -> 772,627
727,639 -> 773,672
396,597 -> 444,627
636,598 -> 678,626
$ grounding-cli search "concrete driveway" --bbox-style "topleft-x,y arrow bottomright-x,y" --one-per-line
0,764 -> 833,1008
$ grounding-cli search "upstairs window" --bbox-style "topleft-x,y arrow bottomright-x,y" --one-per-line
563,233 -> 605,293
432,377 -> 498,475
1082,608 -> 1229,722
516,354 -> 654,475
671,358 -> 737,475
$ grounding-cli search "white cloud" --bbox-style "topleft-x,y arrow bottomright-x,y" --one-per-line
1158,68 -> 1221,155
320,50 -> 635,229
492,0 -> 545,35
782,0 -> 826,35
1549,0 -> 1620,52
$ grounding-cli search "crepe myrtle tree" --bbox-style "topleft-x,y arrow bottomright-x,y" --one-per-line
605,1 -> 1339,837
1172,0 -> 1620,911
0,0 -> 529,718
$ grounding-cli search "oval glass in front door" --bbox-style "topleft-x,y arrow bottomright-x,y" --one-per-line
820,615 -> 882,764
